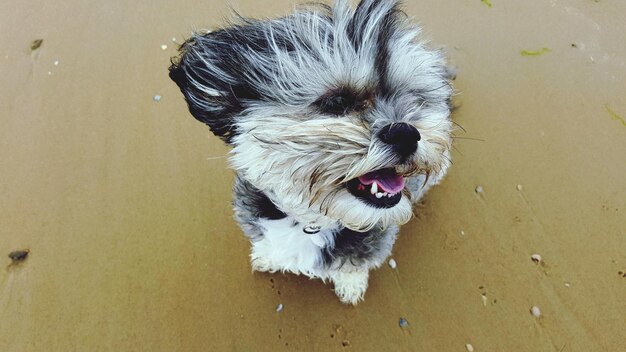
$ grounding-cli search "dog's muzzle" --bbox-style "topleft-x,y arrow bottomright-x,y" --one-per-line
346,168 -> 404,208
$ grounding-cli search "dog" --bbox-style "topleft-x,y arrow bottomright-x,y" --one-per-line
169,0 -> 454,304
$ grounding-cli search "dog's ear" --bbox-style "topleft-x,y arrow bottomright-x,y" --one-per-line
169,30 -> 257,144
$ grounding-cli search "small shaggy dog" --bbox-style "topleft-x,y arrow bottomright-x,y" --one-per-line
169,0 -> 454,304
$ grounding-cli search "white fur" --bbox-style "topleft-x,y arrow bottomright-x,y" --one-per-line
251,217 -> 336,277
329,266 -> 370,305
251,217 -> 380,305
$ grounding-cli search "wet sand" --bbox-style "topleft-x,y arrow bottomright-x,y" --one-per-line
1,0 -> 625,351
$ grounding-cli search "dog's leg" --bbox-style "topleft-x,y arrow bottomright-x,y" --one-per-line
250,254 -> 278,273
328,265 -> 370,305
249,237 -> 283,273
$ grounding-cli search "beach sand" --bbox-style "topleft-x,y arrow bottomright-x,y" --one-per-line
1,0 -> 625,350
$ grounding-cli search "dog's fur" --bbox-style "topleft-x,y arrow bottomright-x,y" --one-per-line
169,0 -> 454,304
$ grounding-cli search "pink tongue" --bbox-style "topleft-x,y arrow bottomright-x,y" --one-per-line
358,168 -> 405,193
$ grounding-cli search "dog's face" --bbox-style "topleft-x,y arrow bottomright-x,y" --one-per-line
170,0 -> 453,231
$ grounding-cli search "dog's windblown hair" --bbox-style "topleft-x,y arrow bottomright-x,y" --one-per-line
170,0 -> 454,304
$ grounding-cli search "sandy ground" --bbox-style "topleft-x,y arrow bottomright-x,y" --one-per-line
1,0 -> 625,351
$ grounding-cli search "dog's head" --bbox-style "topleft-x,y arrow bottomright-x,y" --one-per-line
170,0 -> 453,231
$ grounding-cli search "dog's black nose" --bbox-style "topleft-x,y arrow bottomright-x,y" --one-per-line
378,123 -> 421,158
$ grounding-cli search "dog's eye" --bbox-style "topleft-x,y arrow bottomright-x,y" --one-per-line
314,88 -> 363,115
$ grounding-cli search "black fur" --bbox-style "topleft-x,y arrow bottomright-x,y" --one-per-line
169,25 -> 274,143
234,176 -> 287,221
313,86 -> 369,115
375,5 -> 402,96
231,176 -> 287,242
322,226 -> 395,268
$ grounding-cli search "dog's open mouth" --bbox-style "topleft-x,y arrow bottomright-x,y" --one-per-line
346,168 -> 404,208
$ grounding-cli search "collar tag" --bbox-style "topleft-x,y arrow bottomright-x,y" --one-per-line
303,225 -> 321,234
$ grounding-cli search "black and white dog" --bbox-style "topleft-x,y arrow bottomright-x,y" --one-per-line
169,0 -> 454,304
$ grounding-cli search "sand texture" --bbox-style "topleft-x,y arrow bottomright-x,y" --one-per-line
1,0 -> 625,351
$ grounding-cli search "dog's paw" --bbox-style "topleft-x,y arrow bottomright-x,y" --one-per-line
331,270 -> 369,305
250,256 -> 278,273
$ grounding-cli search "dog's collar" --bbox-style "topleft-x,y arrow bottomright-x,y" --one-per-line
261,190 -> 324,235
259,188 -> 326,235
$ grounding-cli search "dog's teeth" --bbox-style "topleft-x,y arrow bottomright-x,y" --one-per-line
371,182 -> 378,195
387,193 -> 393,198
382,192 -> 388,197
375,192 -> 383,199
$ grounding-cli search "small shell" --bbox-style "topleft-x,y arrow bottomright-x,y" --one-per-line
481,294 -> 488,306
388,258 -> 397,269
465,343 -> 475,352
8,250 -> 30,262
398,318 -> 409,328
564,282 -> 571,288
53,60 -> 59,66
475,186 -> 484,194
153,95 -> 162,102
276,303 -> 284,313
30,39 -> 43,51
530,254 -> 542,264
516,184 -> 523,191
460,230 -> 465,236
160,44 -> 168,50
530,306 -> 541,317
